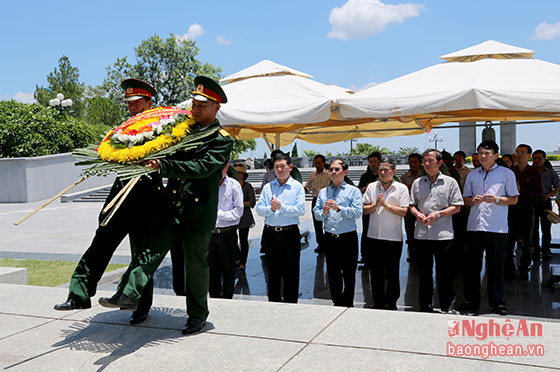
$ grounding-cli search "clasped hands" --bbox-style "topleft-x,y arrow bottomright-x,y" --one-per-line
322,199 -> 339,215
270,197 -> 282,212
472,194 -> 498,205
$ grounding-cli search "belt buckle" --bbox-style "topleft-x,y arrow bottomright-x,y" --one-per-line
333,233 -> 340,238
274,226 -> 282,232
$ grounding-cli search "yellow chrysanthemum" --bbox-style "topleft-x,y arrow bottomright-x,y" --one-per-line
97,107 -> 194,163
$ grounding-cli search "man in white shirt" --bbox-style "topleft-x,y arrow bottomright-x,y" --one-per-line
208,164 -> 244,299
460,140 -> 519,316
363,157 -> 410,310
410,149 -> 463,313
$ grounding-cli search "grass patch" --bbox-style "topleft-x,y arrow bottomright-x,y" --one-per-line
0,259 -> 127,287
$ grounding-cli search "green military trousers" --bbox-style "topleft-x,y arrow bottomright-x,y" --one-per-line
117,222 -> 212,321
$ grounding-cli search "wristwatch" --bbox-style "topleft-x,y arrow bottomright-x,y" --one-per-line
495,197 -> 501,204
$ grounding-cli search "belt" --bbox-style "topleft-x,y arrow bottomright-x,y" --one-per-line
265,224 -> 298,232
211,226 -> 237,234
325,231 -> 354,239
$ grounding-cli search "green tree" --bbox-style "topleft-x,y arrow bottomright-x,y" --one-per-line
398,146 -> 420,155
84,96 -> 126,128
291,142 -> 298,157
349,143 -> 392,156
0,101 -> 106,158
34,56 -> 86,118
231,139 -> 257,159
102,34 -> 223,106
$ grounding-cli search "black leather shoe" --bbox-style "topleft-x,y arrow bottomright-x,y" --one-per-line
457,302 -> 479,316
491,305 -> 508,316
420,304 -> 434,313
129,310 -> 149,325
54,299 -> 91,311
182,317 -> 206,335
98,293 -> 137,311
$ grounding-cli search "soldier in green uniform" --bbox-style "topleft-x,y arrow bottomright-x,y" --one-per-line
54,79 -> 183,325
99,76 -> 233,335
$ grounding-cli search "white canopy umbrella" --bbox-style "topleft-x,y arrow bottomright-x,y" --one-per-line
337,40 -> 560,131
213,60 -> 365,147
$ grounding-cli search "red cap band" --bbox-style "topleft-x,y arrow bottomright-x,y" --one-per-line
192,84 -> 222,103
124,87 -> 152,99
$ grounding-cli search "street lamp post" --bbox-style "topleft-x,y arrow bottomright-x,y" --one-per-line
428,131 -> 444,150
48,93 -> 73,113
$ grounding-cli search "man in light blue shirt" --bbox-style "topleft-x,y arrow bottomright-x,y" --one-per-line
313,158 -> 362,307
256,152 -> 305,303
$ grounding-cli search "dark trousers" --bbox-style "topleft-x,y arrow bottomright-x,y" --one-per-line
238,227 -> 250,266
208,228 -> 238,299
263,225 -> 301,303
417,239 -> 455,310
311,197 -> 324,250
365,238 -> 403,308
119,222 -> 212,320
404,212 -> 417,260
324,231 -> 358,307
67,178 -> 180,314
507,204 -> 535,273
464,231 -> 507,309
533,199 -> 553,256
360,214 -> 370,263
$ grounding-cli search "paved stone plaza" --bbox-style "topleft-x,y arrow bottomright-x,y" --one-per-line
1,193 -> 560,370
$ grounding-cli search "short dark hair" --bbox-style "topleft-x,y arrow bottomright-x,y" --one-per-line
367,151 -> 382,161
471,153 -> 478,157
273,152 -> 292,165
516,143 -> 532,154
501,154 -> 513,163
313,154 -> 326,163
331,158 -> 349,171
477,140 -> 499,154
270,149 -> 283,160
454,150 -> 467,159
380,156 -> 396,170
408,153 -> 421,162
422,148 -> 442,161
532,149 -> 546,158
263,159 -> 272,168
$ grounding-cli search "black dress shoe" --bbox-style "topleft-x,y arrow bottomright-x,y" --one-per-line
182,317 -> 206,335
491,305 -> 508,316
98,293 -> 137,311
457,302 -> 479,316
420,304 -> 434,313
54,299 -> 91,311
130,310 -> 149,325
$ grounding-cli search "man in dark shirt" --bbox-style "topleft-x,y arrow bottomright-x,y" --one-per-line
358,151 -> 381,267
506,144 -> 544,279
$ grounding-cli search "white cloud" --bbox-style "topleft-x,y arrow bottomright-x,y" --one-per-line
533,21 -> 560,40
176,23 -> 205,41
8,92 -> 36,103
327,0 -> 423,40
217,36 -> 232,46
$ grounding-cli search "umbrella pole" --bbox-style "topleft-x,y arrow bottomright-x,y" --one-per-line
14,176 -> 89,226
275,133 -> 280,150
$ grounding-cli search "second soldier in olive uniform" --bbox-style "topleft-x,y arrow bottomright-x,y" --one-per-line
99,76 -> 233,335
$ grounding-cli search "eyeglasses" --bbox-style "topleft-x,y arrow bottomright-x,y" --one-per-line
274,164 -> 289,170
515,151 -> 528,155
328,167 -> 342,172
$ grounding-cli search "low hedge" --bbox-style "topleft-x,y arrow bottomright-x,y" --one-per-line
0,101 -> 108,158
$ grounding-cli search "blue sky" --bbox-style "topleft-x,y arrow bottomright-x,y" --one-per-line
2,0 -> 560,157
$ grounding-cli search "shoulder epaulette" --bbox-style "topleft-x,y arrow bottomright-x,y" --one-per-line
219,129 -> 231,137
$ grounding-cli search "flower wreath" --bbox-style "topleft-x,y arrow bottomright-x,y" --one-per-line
96,106 -> 195,163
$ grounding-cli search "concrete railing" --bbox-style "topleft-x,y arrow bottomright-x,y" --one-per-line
0,153 -> 115,203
